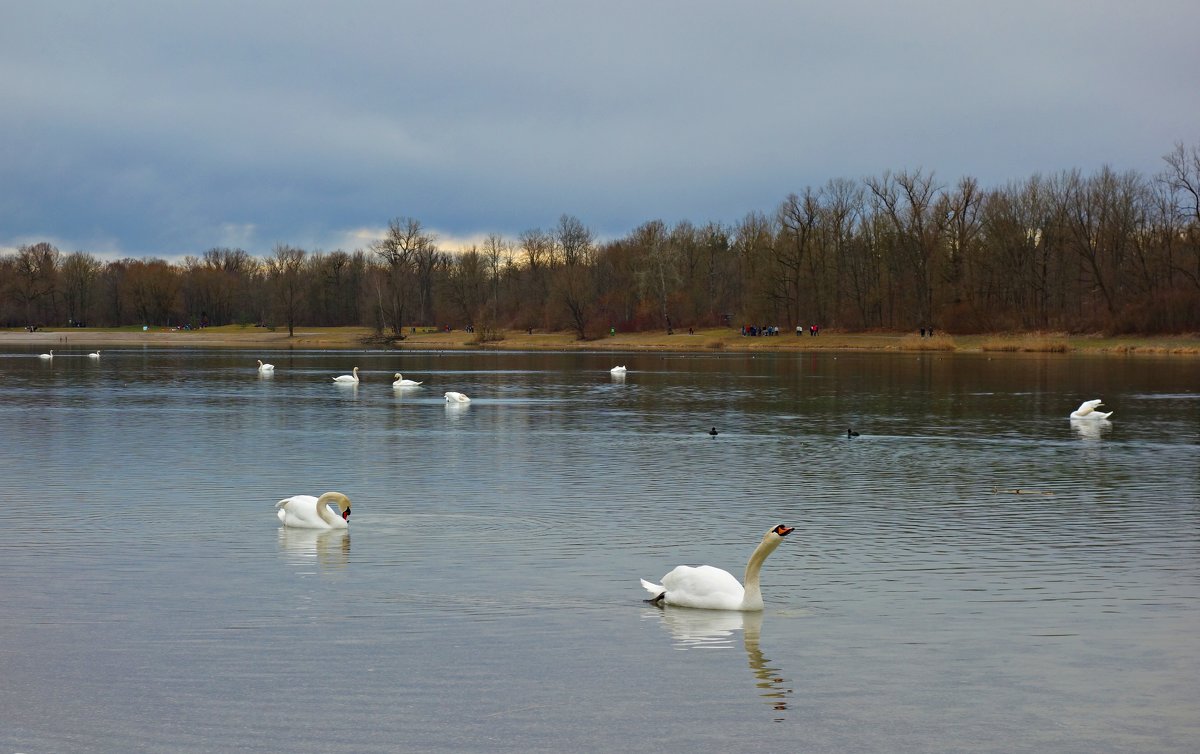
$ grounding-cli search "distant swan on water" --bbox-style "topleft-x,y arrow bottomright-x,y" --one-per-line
89,350 -> 101,358
444,391 -> 471,403
275,492 -> 352,529
393,373 -> 422,387
641,525 -> 794,611
333,366 -> 359,383
1070,399 -> 1113,420
39,350 -> 53,359
257,359 -> 274,372
610,365 -> 627,374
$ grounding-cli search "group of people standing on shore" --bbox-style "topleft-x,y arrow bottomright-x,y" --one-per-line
740,324 -> 823,337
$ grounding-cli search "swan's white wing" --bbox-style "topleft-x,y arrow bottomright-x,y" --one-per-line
658,565 -> 745,610
1071,399 -> 1103,417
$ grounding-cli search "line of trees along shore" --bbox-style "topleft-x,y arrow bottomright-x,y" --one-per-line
5,143 -> 1200,336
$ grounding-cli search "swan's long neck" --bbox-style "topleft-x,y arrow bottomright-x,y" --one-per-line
319,493 -> 348,525
741,535 -> 783,610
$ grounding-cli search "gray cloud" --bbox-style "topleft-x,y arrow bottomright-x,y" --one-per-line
2,0 -> 1197,257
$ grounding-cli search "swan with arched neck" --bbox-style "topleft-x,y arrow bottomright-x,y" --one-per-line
275,492 -> 352,529
393,373 -> 422,387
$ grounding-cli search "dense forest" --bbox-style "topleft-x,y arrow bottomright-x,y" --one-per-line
4,143 -> 1199,336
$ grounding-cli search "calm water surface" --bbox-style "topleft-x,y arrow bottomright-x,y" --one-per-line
1,347 -> 1197,753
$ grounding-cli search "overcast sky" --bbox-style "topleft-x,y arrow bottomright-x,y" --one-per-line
2,1 -> 1197,259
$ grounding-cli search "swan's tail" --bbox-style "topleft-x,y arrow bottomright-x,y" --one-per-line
1097,411 -> 1113,419
640,579 -> 666,606
274,498 -> 290,510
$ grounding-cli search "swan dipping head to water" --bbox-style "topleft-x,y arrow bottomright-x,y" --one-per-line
1070,399 -> 1113,420
641,524 -> 794,611
393,373 -> 423,387
444,391 -> 471,403
257,359 -> 274,372
333,366 -> 360,383
275,492 -> 352,529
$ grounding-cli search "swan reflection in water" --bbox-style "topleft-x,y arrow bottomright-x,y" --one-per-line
1070,417 -> 1112,441
647,608 -> 792,720
277,527 -> 350,568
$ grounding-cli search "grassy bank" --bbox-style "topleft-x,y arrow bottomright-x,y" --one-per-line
4,325 -> 1200,355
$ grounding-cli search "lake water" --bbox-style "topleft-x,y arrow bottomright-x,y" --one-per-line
1,346 -> 1197,753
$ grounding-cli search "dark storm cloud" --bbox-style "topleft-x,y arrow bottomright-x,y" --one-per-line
2,0 -> 1197,256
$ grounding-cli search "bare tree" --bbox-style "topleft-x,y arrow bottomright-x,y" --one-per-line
445,246 -> 488,325
122,258 -> 181,326
371,217 -> 432,334
866,169 -> 946,326
9,242 -> 60,326
266,244 -> 307,336
60,251 -> 101,326
553,214 -> 596,338
482,233 -> 511,324
1160,141 -> 1200,289
630,220 -> 679,332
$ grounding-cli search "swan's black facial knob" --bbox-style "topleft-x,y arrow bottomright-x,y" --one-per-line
773,525 -> 794,536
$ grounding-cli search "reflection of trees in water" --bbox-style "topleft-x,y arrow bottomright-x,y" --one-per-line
278,528 -> 350,569
651,608 -> 793,721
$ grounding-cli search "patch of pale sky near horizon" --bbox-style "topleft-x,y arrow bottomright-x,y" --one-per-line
1,0 -> 1197,258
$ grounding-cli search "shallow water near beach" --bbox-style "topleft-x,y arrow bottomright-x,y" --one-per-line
1,347 -> 1197,753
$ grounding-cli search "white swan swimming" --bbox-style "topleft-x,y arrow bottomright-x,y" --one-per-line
641,524 -> 794,611
275,492 -> 352,529
1070,399 -> 1113,420
393,373 -> 422,387
39,349 -> 53,359
610,365 -> 627,374
333,366 -> 359,383
444,391 -> 471,403
88,350 -> 101,358
257,359 -> 275,372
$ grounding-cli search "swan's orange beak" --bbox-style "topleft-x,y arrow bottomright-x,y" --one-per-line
342,509 -> 351,520
775,525 -> 794,536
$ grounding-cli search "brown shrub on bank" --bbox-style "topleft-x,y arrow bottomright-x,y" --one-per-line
981,335 -> 1070,352
899,334 -> 956,351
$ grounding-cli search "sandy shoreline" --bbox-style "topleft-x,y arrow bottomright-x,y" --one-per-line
3,326 -> 1199,355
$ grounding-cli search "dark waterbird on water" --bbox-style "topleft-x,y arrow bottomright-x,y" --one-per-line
709,427 -> 719,436
847,428 -> 860,437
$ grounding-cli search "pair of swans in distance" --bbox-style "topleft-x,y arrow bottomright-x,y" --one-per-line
330,366 -> 433,391
274,491 -> 791,612
39,349 -> 100,359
